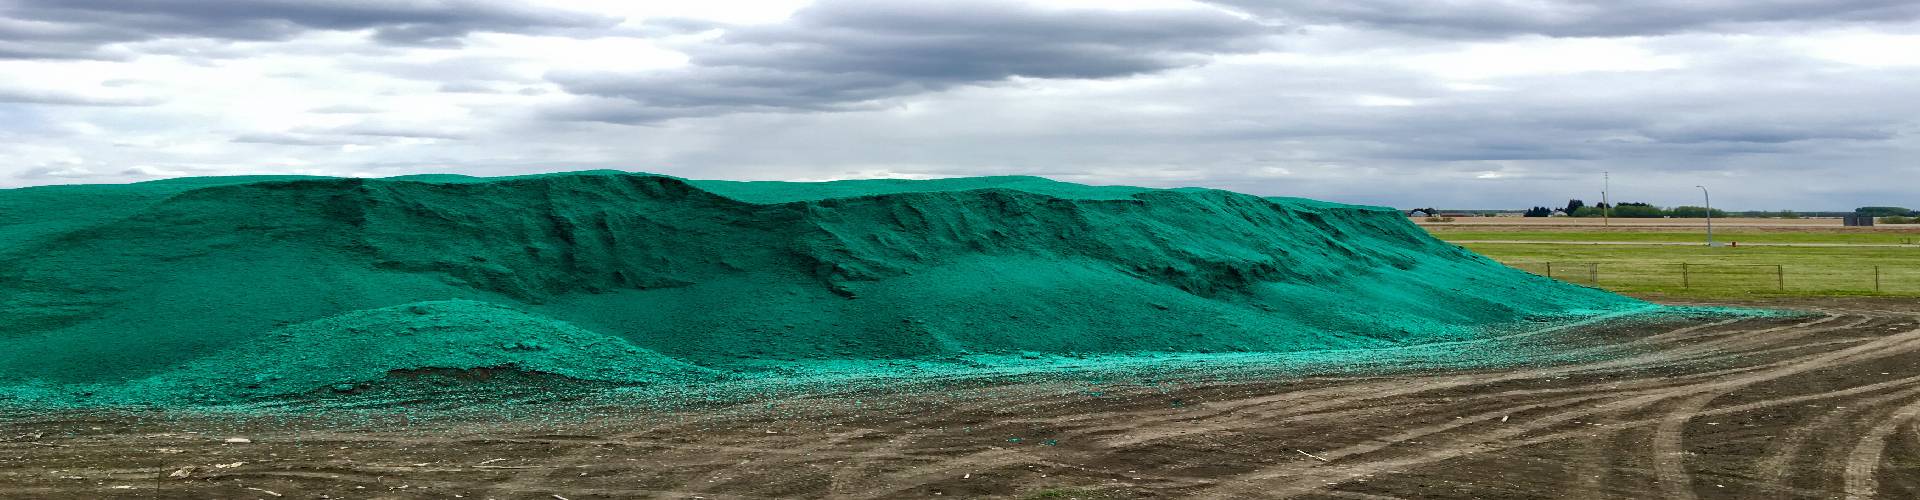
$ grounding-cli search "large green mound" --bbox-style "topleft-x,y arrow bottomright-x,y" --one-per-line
0,170 -> 1641,405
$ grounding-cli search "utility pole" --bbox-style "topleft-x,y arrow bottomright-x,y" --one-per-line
1696,185 -> 1712,246
1602,171 -> 1611,226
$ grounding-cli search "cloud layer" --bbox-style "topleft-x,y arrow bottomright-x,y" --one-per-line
549,0 -> 1274,122
1,0 -> 1917,210
0,0 -> 615,58
1208,0 -> 1920,37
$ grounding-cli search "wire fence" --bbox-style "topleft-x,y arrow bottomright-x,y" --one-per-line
1503,261 -> 1920,295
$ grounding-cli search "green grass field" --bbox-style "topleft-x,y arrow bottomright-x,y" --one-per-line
1446,240 -> 1920,298
1426,228 -> 1920,245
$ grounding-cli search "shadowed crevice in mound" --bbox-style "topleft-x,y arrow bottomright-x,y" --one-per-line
0,170 -> 1646,406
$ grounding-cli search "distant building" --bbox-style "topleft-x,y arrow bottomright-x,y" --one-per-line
1550,209 -> 1569,217
1408,209 -> 1433,217
1844,214 -> 1876,227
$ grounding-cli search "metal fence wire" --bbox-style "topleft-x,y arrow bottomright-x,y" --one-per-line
1503,261 -> 1920,295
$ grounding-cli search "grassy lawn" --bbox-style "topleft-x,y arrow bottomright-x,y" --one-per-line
1455,242 -> 1920,297
1425,228 -> 1920,245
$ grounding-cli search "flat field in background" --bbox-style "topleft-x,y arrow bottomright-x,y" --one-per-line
1416,216 -> 1916,228
1420,219 -> 1920,297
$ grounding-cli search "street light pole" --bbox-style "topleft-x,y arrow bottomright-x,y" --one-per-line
1695,185 -> 1712,246
1603,171 -> 1610,226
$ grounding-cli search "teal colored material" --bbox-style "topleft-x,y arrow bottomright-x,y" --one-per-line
0,171 -> 1647,406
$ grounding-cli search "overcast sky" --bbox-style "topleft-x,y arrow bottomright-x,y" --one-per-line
3,0 -> 1917,209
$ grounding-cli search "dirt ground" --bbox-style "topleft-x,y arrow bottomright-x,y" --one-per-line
5,297 -> 1919,499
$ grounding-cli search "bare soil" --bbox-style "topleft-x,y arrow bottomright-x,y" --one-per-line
5,297 -> 1919,499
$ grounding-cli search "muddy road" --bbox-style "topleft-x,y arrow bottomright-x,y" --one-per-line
4,298 -> 1919,499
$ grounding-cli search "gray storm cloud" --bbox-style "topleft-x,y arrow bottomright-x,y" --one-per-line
0,0 -> 616,58
547,0 -> 1276,122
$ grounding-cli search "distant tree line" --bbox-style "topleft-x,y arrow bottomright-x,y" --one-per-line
1867,206 -> 1920,224
1856,206 -> 1918,217
1520,199 -> 1729,218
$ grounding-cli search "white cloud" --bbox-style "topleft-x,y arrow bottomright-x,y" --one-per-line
122,165 -> 189,177
537,0 -> 811,26
1353,94 -> 1419,107
1401,37 -> 1690,80
1790,30 -> 1920,67
42,166 -> 96,177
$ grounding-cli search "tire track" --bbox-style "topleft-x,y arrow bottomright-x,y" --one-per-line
1105,315 -> 1850,450
1638,317 -> 1878,500
1200,325 -> 1920,498
1845,398 -> 1920,499
1651,392 -> 1717,500
1752,384 -> 1920,485
1050,311 -> 1750,447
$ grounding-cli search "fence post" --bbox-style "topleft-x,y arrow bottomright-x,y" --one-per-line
1875,265 -> 1881,293
1682,262 -> 1689,288
1546,262 -> 1554,279
1589,263 -> 1598,284
1777,265 -> 1784,291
